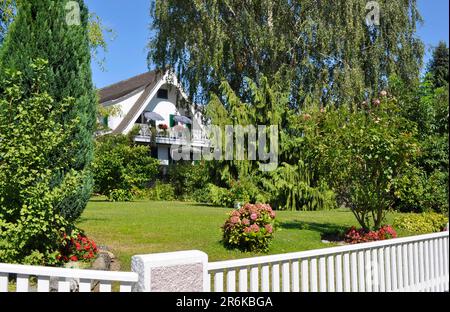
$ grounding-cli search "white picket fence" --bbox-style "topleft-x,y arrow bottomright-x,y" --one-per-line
0,263 -> 138,292
207,231 -> 449,292
1,231 -> 448,292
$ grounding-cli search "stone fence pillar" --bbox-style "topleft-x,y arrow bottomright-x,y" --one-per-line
131,250 -> 208,292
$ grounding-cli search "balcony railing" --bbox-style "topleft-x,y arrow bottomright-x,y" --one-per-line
134,124 -> 210,147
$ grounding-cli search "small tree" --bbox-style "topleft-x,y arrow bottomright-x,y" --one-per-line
92,135 -> 160,201
0,60 -> 78,264
315,98 -> 420,230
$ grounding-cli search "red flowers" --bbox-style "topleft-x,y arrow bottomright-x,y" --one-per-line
57,230 -> 98,264
158,124 -> 169,130
345,225 -> 397,244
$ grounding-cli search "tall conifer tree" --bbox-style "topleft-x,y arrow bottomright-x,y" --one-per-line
0,0 -> 97,222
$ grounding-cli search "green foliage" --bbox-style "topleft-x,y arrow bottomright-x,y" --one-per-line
147,181 -> 175,201
150,0 -> 423,108
92,134 -> 160,201
204,75 -> 336,211
266,162 -> 336,211
0,0 -> 97,223
205,184 -> 236,208
314,99 -> 420,230
107,189 -> 134,202
0,61 -> 76,265
389,74 -> 449,214
1,0 -> 115,71
167,161 -> 210,200
222,204 -> 276,253
393,213 -> 448,235
427,41 -> 449,89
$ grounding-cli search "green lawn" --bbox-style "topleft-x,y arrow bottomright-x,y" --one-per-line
78,198 -> 411,271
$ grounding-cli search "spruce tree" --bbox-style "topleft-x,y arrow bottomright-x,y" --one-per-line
0,0 -> 97,222
427,41 -> 449,88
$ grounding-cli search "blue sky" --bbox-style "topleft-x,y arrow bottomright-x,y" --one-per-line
87,0 -> 449,89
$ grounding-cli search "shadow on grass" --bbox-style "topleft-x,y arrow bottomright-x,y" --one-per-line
279,220 -> 350,239
184,202 -> 232,209
77,217 -> 109,223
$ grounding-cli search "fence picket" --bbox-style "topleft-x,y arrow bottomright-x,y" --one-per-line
327,255 -> 335,292
424,240 -> 430,291
310,258 -> 318,292
365,249 -> 372,292
58,278 -> 71,292
0,273 -> 8,292
409,242 -> 420,291
226,270 -> 236,292
396,245 -> 404,291
37,276 -> 50,292
119,282 -> 133,292
357,251 -> 365,292
319,257 -> 326,292
335,254 -> 343,292
271,263 -> 280,292
99,280 -> 112,292
390,246 -> 398,291
281,262 -> 290,292
343,253 -> 351,292
16,274 -> 29,292
300,259 -> 309,292
291,261 -> 300,292
214,272 -> 224,292
378,248 -> 385,292
261,265 -> 270,292
371,249 -> 379,292
350,252 -> 358,292
385,247 -> 391,292
238,268 -> 248,292
250,266 -> 259,292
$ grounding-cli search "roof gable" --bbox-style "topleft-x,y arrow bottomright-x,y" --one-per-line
98,70 -> 161,104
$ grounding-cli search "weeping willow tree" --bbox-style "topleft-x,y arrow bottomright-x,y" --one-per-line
205,74 -> 336,210
149,0 -> 424,109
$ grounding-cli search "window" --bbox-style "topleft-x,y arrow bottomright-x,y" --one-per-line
157,89 -> 169,99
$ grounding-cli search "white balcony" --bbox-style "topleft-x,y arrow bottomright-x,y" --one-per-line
134,124 -> 210,148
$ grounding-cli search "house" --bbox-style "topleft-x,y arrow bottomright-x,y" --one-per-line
98,70 -> 209,166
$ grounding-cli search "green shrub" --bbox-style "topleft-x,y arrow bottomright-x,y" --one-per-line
222,203 -> 276,253
393,213 -> 448,234
147,181 -> 175,201
0,61 -> 75,265
107,189 -> 134,202
167,161 -> 210,200
92,134 -> 160,201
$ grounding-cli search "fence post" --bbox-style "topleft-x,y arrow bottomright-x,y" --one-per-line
131,250 -> 208,292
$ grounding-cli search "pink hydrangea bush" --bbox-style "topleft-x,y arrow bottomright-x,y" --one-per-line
222,203 -> 276,252
345,225 -> 397,244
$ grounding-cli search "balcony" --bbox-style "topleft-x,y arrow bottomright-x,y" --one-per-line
134,124 -> 210,148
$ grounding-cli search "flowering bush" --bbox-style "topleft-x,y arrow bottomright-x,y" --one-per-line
222,203 -> 276,252
344,225 -> 397,244
393,213 -> 448,234
57,230 -> 98,264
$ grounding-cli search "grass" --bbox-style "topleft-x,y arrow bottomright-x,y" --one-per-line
78,198 -> 412,271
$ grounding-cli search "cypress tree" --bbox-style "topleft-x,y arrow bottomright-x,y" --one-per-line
427,41 -> 449,88
0,0 -> 97,222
